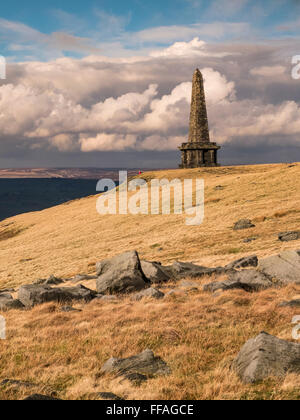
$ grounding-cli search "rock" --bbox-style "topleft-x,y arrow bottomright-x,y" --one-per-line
279,299 -> 300,308
23,394 -> 61,401
214,185 -> 225,191
0,379 -> 35,389
131,287 -> 164,301
258,250 -> 300,285
233,332 -> 300,383
228,270 -> 273,292
18,284 -> 96,307
60,306 -> 82,313
278,231 -> 300,242
243,237 -> 257,243
171,261 -> 223,279
226,255 -> 258,270
0,293 -> 24,311
96,251 -> 150,295
35,275 -> 63,286
101,349 -> 171,380
140,261 -> 171,284
233,219 -> 255,231
203,278 -> 243,293
95,392 -> 124,401
204,270 -> 272,293
164,289 -> 186,297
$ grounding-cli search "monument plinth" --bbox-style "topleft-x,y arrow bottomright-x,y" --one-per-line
179,69 -> 221,168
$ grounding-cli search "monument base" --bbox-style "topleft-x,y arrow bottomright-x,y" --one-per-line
179,142 -> 221,169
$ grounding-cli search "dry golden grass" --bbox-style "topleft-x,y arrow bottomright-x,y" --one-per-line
0,162 -> 300,400
0,163 -> 299,289
1,278 -> 300,400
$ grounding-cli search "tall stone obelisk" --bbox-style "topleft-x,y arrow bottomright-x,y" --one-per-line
179,69 -> 220,168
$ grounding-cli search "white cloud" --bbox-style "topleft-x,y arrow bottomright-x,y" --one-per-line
0,37 -> 300,158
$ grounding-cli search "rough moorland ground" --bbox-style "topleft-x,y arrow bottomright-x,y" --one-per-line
0,163 -> 300,400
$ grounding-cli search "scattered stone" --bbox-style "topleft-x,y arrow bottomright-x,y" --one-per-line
233,332 -> 300,384
95,392 -> 124,401
171,261 -> 223,280
60,306 -> 82,313
278,231 -> 300,242
140,260 -> 171,284
131,287 -> 164,301
226,255 -> 258,270
204,270 -> 272,293
279,299 -> 300,308
233,219 -> 255,231
96,251 -> 150,295
258,250 -> 300,285
228,270 -> 273,292
23,394 -> 61,401
101,349 -> 171,381
18,284 -> 96,308
243,237 -> 257,244
0,293 -> 24,311
0,379 -> 35,389
203,278 -> 242,293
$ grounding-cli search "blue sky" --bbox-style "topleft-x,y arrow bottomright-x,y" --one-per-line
1,0 -> 300,61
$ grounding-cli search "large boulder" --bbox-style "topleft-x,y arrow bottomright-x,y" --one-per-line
258,250 -> 300,285
18,284 -> 96,307
96,251 -> 150,295
131,288 -> 164,301
101,349 -> 171,379
233,219 -> 255,231
233,332 -> 300,383
0,293 -> 24,311
140,261 -> 171,284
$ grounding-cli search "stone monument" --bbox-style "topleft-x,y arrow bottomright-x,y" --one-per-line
179,69 -> 221,168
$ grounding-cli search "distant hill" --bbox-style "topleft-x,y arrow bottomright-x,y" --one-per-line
0,168 -> 139,179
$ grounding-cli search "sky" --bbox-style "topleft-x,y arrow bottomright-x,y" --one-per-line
0,0 -> 300,168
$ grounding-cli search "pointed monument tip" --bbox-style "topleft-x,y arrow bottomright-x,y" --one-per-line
194,68 -> 203,78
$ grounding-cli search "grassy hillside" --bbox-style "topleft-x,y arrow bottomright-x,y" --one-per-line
0,163 -> 299,289
0,163 -> 300,400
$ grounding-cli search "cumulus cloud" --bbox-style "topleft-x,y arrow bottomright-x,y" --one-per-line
0,36 -> 300,165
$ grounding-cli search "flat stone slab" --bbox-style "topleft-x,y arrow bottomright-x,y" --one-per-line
278,231 -> 300,242
233,332 -> 300,383
204,270 -> 273,293
96,251 -> 150,295
131,287 -> 165,301
258,250 -> 300,285
18,284 -> 96,307
233,219 -> 255,230
171,261 -> 224,280
101,349 -> 171,379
